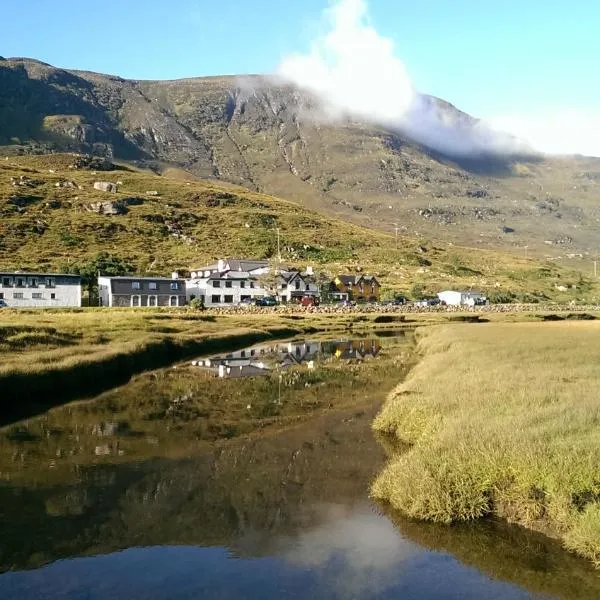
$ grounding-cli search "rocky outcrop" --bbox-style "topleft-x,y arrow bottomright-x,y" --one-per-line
93,181 -> 118,192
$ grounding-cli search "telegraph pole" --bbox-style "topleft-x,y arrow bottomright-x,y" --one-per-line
276,227 -> 281,262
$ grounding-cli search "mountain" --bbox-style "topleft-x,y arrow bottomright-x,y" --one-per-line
1,57 -> 600,262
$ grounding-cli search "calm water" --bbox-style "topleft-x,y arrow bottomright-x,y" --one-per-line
0,334 -> 598,600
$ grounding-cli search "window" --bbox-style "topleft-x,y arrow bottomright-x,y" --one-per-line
0,293 -> 3,299
45,278 -> 55,288
132,281 -> 141,290
131,295 -> 141,307
29,278 -> 38,288
211,295 -> 221,304
250,282 -> 255,289
1,277 -> 10,287
169,296 -> 178,307
295,281 -> 300,290
149,282 -> 158,290
16,278 -> 25,288
50,293 -> 56,300
32,293 -> 43,300
240,281 -> 246,289
170,282 -> 180,291
306,284 -> 310,291
225,281 -> 233,288
281,284 -> 287,290
148,296 -> 157,307
224,295 -> 234,303
13,292 -> 24,299
213,280 -> 221,288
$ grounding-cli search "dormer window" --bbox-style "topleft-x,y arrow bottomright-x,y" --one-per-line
132,281 -> 141,290
170,282 -> 180,291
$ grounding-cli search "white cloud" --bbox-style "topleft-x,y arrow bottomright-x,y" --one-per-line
278,0 -> 414,124
278,0 -> 600,158
488,112 -> 600,157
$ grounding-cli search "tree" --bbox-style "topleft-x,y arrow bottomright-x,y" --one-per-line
66,252 -> 133,305
255,258 -> 284,298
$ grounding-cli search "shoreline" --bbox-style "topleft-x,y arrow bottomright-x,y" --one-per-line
371,322 -> 600,567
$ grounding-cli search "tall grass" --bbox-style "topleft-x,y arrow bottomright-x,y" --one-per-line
372,322 -> 600,566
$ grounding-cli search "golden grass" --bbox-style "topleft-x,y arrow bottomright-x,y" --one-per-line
372,321 -> 600,565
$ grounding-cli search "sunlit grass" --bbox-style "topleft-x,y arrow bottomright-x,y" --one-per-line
372,321 -> 600,566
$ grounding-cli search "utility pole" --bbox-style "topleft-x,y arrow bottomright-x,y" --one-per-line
276,227 -> 281,262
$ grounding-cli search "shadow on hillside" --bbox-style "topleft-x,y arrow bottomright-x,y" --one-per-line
0,62 -> 145,160
429,149 -> 544,177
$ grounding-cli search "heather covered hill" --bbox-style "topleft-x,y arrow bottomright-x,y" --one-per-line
2,57 -> 600,258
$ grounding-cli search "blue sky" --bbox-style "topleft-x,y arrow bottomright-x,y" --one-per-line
3,0 -> 599,153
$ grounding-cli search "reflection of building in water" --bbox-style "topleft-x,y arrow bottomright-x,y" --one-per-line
191,339 -> 381,378
322,339 -> 381,361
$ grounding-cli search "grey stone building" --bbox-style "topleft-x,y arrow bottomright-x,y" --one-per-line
98,275 -> 187,307
0,272 -> 81,308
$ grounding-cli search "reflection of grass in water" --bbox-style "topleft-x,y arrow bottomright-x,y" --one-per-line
0,337 -> 415,484
383,506 -> 600,600
372,322 -> 600,566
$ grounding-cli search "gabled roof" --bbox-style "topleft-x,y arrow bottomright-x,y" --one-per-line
336,274 -> 359,285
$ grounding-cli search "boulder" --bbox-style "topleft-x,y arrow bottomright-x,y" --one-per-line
86,201 -> 128,215
93,181 -> 117,192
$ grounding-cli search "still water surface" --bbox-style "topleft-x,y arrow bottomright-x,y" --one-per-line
0,333 -> 598,599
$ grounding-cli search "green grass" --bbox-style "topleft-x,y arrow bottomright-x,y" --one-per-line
372,322 -> 600,566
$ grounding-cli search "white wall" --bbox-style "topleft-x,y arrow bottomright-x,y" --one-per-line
187,277 -> 267,307
0,274 -> 81,308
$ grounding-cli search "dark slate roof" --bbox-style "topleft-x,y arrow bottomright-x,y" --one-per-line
336,275 -> 360,285
99,275 -> 185,282
0,271 -> 81,280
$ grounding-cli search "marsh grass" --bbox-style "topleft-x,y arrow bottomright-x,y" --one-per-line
372,322 -> 600,565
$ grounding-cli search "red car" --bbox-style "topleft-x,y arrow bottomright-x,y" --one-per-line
300,296 -> 320,307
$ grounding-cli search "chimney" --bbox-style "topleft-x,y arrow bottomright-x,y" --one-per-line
306,265 -> 314,275
217,259 -> 226,272
171,271 -> 179,280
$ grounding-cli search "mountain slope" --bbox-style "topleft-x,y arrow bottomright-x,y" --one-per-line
0,153 -> 595,303
1,57 -> 600,260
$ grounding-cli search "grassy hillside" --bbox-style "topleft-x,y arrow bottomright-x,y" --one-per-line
2,58 -> 600,260
1,153 -> 598,303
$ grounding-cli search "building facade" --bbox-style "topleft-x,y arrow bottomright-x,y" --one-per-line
98,275 -> 187,307
0,272 -> 81,308
187,259 -> 319,307
437,290 -> 487,306
331,275 -> 381,302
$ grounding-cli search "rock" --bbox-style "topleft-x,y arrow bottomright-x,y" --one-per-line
93,181 -> 117,192
71,155 -> 114,171
121,196 -> 144,206
467,189 -> 489,198
86,201 -> 128,215
502,226 -> 515,233
146,190 -> 159,196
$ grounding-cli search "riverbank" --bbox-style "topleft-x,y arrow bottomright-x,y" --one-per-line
0,308 -> 416,421
371,321 -> 600,566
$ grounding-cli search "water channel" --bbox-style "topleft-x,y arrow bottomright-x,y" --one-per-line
0,332 -> 599,599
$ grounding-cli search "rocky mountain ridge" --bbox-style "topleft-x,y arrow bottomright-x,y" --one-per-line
1,57 -> 600,259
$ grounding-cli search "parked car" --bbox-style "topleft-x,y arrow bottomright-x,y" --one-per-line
255,296 -> 278,307
391,296 -> 408,306
300,295 -> 319,307
0,299 -> 6,308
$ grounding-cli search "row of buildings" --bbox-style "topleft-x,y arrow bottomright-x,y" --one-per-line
0,260 -> 487,309
0,259 -> 383,309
